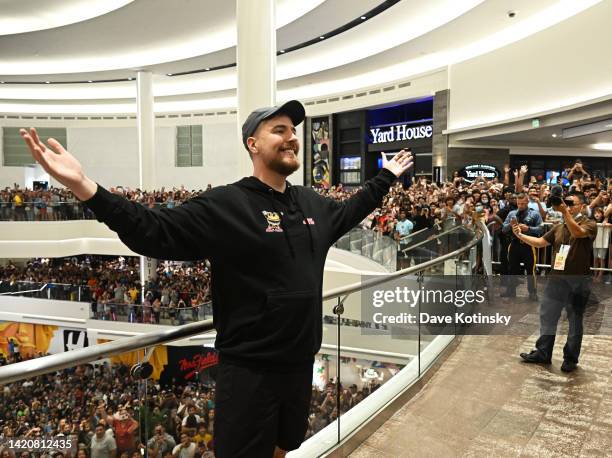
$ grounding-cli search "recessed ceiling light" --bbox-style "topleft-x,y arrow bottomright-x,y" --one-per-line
128,77 -> 134,80
279,49 -> 285,53
167,73 -> 173,76
0,81 -> 4,84
88,80 -> 93,83
205,67 -> 210,71
319,36 -> 325,40
592,143 -> 612,150
45,81 -> 50,84
360,16 -> 366,20
552,133 -> 557,138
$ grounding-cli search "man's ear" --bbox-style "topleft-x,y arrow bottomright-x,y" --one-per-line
247,137 -> 257,155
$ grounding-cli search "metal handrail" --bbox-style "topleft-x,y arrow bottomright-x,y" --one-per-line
401,224 -> 463,254
0,282 -> 48,295
0,319 -> 214,385
0,227 -> 482,386
399,227 -> 428,241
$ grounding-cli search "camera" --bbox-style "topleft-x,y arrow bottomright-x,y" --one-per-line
547,185 -> 564,207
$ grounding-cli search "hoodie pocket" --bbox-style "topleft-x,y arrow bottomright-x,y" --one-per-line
246,290 -> 317,358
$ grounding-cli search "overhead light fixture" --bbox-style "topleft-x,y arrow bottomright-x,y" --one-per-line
128,77 -> 134,80
167,73 -> 173,76
552,133 -> 557,138
360,16 -> 367,20
205,67 -> 210,71
562,118 -> 612,139
279,49 -> 285,53
319,36 -> 325,40
45,81 -> 50,84
0,81 -> 4,84
88,80 -> 93,83
592,143 -> 612,150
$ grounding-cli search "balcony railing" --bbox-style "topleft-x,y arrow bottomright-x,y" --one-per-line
0,224 -> 483,457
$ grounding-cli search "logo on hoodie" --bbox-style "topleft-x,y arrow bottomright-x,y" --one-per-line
262,211 -> 283,232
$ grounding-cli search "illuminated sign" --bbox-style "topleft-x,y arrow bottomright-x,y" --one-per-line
460,164 -> 500,182
370,122 -> 433,144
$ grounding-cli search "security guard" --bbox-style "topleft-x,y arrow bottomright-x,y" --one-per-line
512,191 -> 596,372
501,193 -> 543,299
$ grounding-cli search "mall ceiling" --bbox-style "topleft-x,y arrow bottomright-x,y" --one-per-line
0,0 -> 604,117
448,99 -> 612,151
0,0 -> 587,83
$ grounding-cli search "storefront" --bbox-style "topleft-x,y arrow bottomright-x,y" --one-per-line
509,155 -> 612,184
364,98 -> 433,185
304,98 -> 434,188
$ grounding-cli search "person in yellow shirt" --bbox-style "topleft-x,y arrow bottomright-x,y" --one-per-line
13,191 -> 25,221
193,426 -> 212,449
128,286 -> 139,303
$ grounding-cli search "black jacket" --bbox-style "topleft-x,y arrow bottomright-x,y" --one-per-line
84,169 -> 396,370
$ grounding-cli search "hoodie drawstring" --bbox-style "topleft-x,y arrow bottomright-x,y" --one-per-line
268,189 -> 295,258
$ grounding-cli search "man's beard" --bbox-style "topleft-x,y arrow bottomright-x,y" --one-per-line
266,149 -> 300,176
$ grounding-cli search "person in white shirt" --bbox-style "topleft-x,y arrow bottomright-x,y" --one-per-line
172,433 -> 196,458
90,424 -> 117,458
592,207 -> 611,283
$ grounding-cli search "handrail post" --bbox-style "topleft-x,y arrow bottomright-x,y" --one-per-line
333,295 -> 346,444
417,271 -> 424,377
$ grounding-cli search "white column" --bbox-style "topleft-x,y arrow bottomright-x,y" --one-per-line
136,71 -> 156,300
236,0 -> 276,179
136,71 -> 156,190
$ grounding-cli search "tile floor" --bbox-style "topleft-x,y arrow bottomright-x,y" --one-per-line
349,283 -> 612,458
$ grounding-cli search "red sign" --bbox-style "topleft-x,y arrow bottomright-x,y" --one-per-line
178,352 -> 219,380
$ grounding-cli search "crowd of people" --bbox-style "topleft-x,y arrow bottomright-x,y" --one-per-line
2,159 -> 611,319
0,185 -> 211,222
0,351 -> 382,458
318,161 -> 612,280
0,257 -> 211,324
0,356 -> 217,458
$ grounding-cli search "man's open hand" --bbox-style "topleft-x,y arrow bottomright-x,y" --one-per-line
20,127 -> 97,200
381,149 -> 414,177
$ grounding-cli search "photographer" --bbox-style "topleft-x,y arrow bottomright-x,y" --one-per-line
147,425 -> 176,458
567,159 -> 590,182
501,193 -> 543,299
512,191 -> 596,372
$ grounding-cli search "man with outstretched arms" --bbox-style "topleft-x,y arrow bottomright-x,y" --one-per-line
20,100 -> 413,457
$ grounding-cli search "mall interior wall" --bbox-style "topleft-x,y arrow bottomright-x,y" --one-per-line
448,0 -> 612,132
446,147 -> 509,177
0,119 -> 304,189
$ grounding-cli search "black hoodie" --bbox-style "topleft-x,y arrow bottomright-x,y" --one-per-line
84,168 -> 396,370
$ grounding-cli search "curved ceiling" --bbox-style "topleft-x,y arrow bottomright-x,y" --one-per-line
0,0 -> 604,115
0,0 -> 135,35
0,0 -> 330,75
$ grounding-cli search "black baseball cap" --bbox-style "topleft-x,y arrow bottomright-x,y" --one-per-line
241,100 -> 305,150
